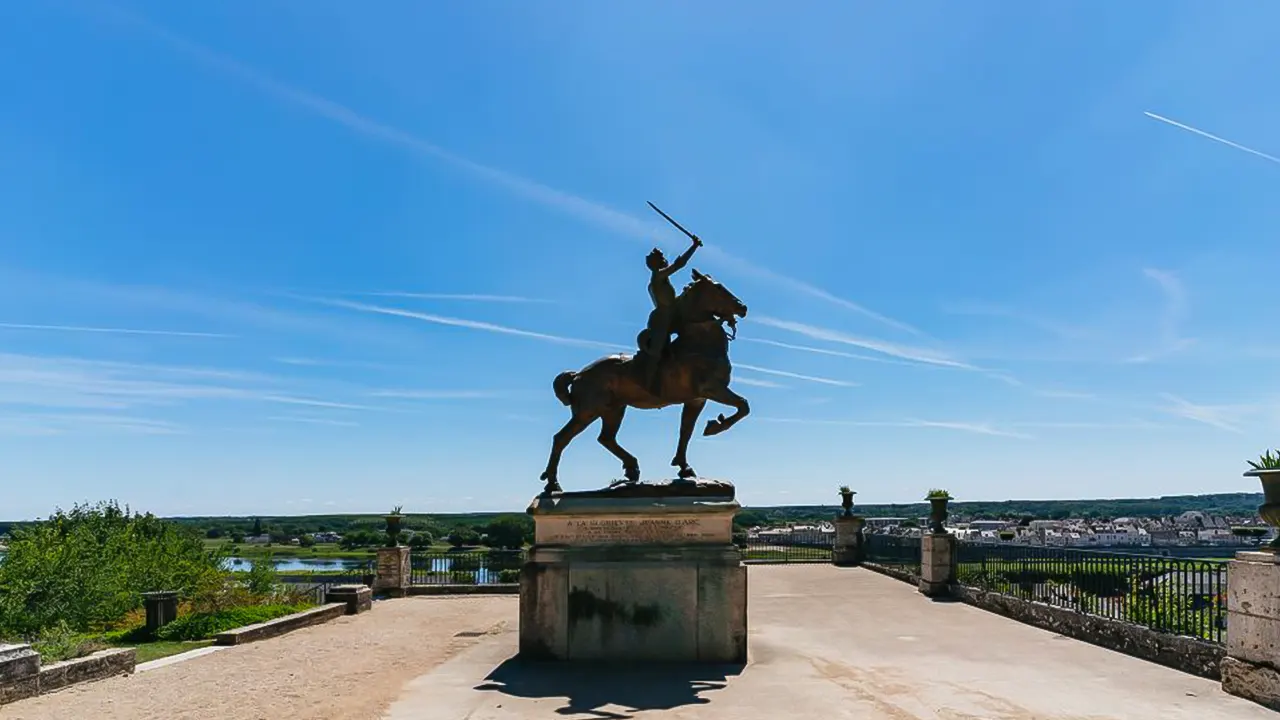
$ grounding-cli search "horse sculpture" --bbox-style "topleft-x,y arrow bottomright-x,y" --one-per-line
539,269 -> 749,494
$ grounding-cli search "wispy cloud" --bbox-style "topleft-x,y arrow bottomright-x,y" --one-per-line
754,316 -> 971,369
368,389 -> 502,400
1006,420 -> 1168,431
99,6 -> 917,335
0,411 -> 186,436
261,395 -> 380,411
743,338 -> 928,367
312,297 -> 626,350
271,357 -> 400,372
731,376 -> 788,389
0,322 -> 232,338
268,415 -> 360,428
759,417 -> 1031,439
939,302 -> 1087,341
1126,268 -> 1194,363
734,363 -> 857,387
357,292 -> 552,304
1144,111 -> 1280,165
1156,393 -> 1247,433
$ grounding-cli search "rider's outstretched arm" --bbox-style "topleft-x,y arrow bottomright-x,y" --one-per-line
659,237 -> 701,278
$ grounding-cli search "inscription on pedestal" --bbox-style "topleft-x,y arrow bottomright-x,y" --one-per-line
537,515 -> 730,546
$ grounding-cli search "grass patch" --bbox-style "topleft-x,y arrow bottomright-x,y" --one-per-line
129,639 -> 214,664
207,540 -> 378,560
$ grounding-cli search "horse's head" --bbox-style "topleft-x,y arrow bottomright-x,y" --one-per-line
685,269 -> 748,324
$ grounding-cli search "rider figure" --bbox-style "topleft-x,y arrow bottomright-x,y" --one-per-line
642,235 -> 702,394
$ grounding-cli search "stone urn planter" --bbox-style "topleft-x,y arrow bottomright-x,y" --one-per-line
926,490 -> 951,534
1245,455 -> 1280,551
838,486 -> 855,517
384,505 -> 405,547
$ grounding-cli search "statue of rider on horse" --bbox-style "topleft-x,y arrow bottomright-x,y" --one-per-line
539,203 -> 750,495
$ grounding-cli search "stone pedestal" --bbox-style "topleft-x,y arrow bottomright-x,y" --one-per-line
325,584 -> 373,614
1223,551 -> 1280,710
142,591 -> 178,634
919,532 -> 955,597
0,644 -> 40,706
374,546 -> 411,597
833,515 -> 866,566
520,479 -> 747,664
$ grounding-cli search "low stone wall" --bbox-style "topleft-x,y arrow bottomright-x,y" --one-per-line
1,645 -> 136,705
408,584 -> 519,596
950,584 -> 1223,679
213,603 -> 346,646
38,648 -> 136,694
862,562 -> 919,585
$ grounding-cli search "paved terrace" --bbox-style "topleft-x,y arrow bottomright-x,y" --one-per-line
2,566 -> 1271,720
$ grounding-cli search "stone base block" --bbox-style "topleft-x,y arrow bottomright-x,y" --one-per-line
0,644 -> 39,706
1222,656 -> 1280,711
326,584 -> 373,614
520,545 -> 747,663
832,516 -> 865,567
374,546 -> 411,595
520,481 -> 746,664
919,533 -> 955,597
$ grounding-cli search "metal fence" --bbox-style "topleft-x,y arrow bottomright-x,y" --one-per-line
280,559 -> 375,605
739,534 -> 832,563
864,533 -> 922,578
955,541 -> 1228,644
410,550 -> 525,585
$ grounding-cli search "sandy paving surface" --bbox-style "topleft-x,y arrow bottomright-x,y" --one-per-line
1,596 -> 518,720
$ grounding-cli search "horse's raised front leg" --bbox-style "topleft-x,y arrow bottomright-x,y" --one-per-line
597,405 -> 640,484
702,384 -> 750,437
541,411 -> 596,493
671,399 -> 706,480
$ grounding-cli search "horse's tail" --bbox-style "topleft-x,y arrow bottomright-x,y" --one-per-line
553,371 -> 576,407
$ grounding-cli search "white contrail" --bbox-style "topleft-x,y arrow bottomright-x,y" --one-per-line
1144,111 -> 1280,165
0,322 -> 231,338
92,4 -> 918,336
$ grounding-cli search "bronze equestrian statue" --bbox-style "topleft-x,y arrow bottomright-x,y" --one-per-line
539,205 -> 749,495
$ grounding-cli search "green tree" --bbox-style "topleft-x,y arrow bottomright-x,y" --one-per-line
251,517 -> 263,536
447,528 -> 481,548
0,501 -> 224,638
484,516 -> 531,550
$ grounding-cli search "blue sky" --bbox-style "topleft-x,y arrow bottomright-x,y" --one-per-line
3,1 -> 1279,519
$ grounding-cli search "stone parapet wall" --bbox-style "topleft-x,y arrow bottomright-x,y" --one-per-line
951,584 -> 1223,680
1,645 -> 136,706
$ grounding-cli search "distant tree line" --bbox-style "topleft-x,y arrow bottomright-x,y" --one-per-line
3,493 -> 1263,538
169,513 -> 535,550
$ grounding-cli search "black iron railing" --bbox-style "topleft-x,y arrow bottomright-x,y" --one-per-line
864,533 -> 922,578
956,541 -> 1227,644
739,533 -> 832,563
410,550 -> 525,585
281,559 -> 375,605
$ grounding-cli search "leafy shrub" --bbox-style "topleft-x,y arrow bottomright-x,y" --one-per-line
497,569 -> 521,583
30,621 -> 105,662
0,501 -> 225,638
243,556 -> 278,596
155,604 -> 306,642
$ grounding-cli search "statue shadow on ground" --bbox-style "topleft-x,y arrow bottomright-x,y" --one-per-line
475,657 -> 745,719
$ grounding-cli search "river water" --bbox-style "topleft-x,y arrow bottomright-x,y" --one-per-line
221,556 -> 370,572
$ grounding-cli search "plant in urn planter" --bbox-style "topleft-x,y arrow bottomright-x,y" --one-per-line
925,489 -> 952,534
838,485 -> 856,517
385,505 -> 405,547
1245,450 -> 1280,551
